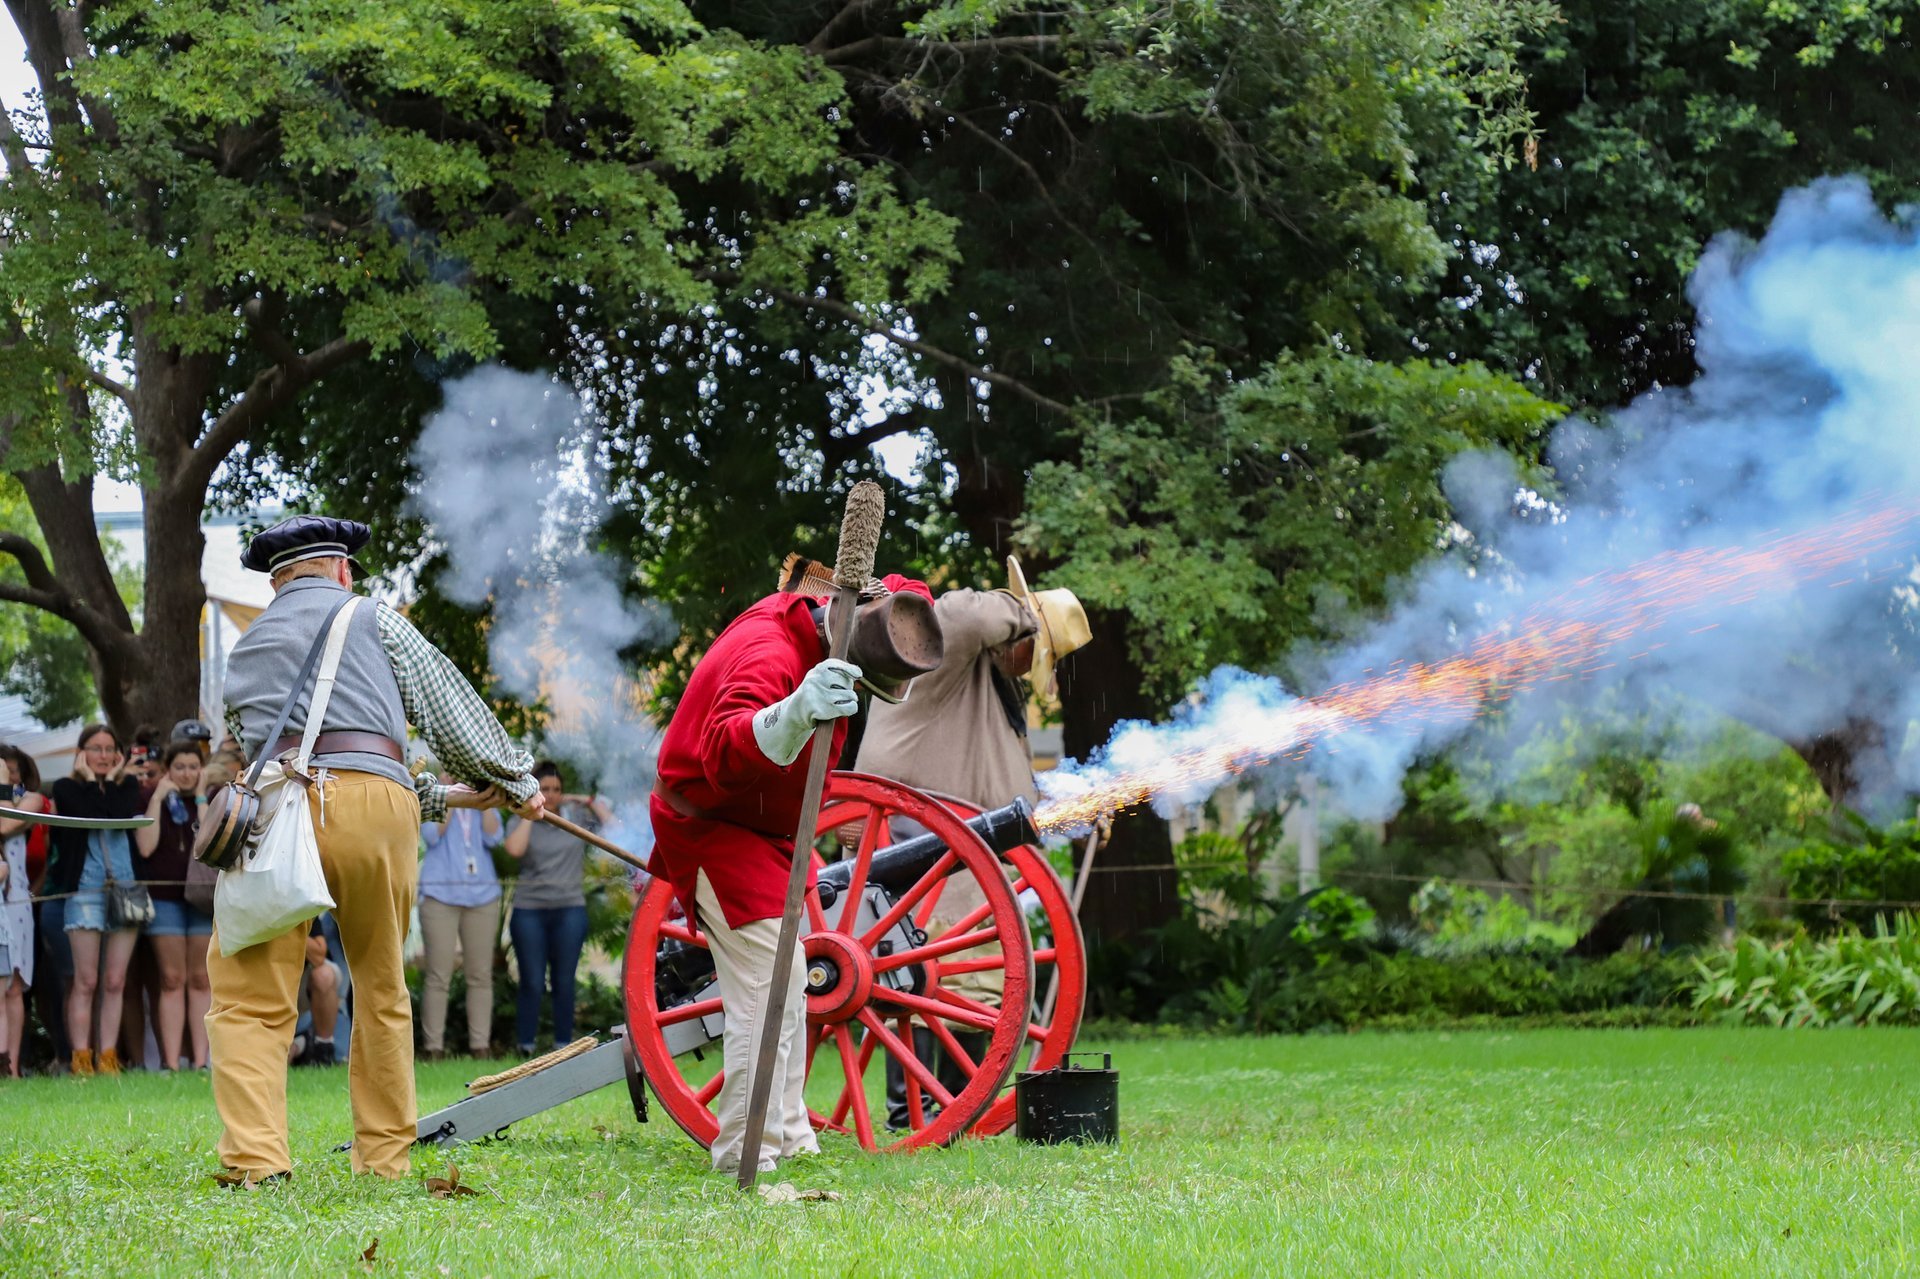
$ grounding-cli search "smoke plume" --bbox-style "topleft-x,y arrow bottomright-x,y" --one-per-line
408,366 -> 674,855
1039,177 -> 1920,830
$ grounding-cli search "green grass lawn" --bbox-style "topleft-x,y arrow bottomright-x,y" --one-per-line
3,1028 -> 1918,1277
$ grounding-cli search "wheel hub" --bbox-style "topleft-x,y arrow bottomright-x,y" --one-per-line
803,930 -> 873,1024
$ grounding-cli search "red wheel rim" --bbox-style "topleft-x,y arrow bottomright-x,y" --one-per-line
624,772 -> 1034,1153
926,794 -> 1085,1136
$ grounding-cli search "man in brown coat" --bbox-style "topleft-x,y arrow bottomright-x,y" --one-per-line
854,556 -> 1088,1129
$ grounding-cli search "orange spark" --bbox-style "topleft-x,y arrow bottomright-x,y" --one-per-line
1033,502 -> 1917,834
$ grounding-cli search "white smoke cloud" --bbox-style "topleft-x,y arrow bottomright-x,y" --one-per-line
407,366 -> 674,855
1041,177 -> 1920,828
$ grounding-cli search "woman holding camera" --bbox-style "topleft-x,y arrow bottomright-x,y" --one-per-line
135,741 -> 212,1071
47,724 -> 143,1076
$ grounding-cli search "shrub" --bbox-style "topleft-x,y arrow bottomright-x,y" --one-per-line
1780,816 -> 1920,932
1688,914 -> 1920,1027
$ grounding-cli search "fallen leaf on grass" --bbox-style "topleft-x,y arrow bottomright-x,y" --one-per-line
1782,1226 -> 1794,1239
755,1182 -> 843,1204
361,1238 -> 379,1265
425,1165 -> 480,1200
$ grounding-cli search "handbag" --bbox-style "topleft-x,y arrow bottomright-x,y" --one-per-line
106,875 -> 155,930
194,594 -> 356,871
183,856 -> 218,915
213,596 -> 360,956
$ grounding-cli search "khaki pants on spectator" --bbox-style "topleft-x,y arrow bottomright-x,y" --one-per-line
418,895 -> 500,1055
206,772 -> 419,1179
696,870 -> 818,1175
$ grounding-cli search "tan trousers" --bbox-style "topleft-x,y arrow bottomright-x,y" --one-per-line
418,895 -> 500,1055
207,771 -> 420,1178
695,870 -> 818,1174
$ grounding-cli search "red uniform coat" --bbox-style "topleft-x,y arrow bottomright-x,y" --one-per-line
649,582 -> 929,927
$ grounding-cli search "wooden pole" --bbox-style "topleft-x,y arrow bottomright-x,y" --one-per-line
537,811 -> 649,875
737,481 -> 884,1191
1035,823 -> 1102,1039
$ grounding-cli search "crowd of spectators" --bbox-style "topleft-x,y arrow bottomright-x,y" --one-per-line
0,727 -> 614,1078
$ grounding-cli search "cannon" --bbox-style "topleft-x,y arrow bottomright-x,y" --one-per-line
409,772 -> 1086,1152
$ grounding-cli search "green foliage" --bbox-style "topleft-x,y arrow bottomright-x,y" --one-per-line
1443,0 -> 1920,409
1410,878 -> 1540,946
1098,894 -> 1697,1031
1780,816 -> 1920,932
1689,915 -> 1920,1027
1021,350 -> 1562,698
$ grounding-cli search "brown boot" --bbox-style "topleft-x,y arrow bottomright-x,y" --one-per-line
70,1049 -> 95,1077
96,1048 -> 123,1076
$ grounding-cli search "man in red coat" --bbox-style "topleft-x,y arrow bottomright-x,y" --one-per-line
649,573 -> 936,1175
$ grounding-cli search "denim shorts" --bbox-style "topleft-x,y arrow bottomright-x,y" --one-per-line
65,832 -> 139,933
146,898 -> 213,937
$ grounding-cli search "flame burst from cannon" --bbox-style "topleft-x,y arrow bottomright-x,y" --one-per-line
1032,502 -> 1919,835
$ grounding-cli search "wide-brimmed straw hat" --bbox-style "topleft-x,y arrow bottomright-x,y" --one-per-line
1006,555 -> 1090,702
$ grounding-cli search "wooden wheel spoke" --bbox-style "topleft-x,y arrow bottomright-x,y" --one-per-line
936,955 -> 1009,976
657,996 -> 723,1028
871,927 -> 1002,973
835,805 -> 887,932
1033,947 -> 1056,965
900,1016 -> 926,1130
858,1009 -> 954,1108
806,890 -> 828,932
919,1015 -> 980,1077
931,899 -> 994,944
1025,1021 -> 1050,1044
859,851 -> 958,948
808,1106 -> 850,1137
694,1070 -> 725,1107
834,1025 -> 877,1151
659,921 -> 707,947
928,984 -> 1004,1025
869,985 -> 1001,1034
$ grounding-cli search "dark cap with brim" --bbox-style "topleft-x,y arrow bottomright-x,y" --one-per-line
242,514 -> 371,578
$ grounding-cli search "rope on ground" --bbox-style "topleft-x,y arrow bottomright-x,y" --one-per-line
465,1036 -> 599,1094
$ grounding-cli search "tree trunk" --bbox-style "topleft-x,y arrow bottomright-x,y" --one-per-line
1057,606 -> 1180,944
1788,717 -> 1889,820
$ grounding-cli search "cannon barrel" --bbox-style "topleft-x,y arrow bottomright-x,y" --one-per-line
814,796 -> 1037,908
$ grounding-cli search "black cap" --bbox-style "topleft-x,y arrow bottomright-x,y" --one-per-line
242,514 -> 371,577
170,719 -> 212,743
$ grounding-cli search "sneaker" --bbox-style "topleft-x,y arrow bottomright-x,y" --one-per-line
96,1048 -> 123,1076
308,1039 -> 337,1067
70,1049 -> 95,1078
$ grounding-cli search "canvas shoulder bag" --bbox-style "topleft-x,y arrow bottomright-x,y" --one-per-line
193,593 -> 357,871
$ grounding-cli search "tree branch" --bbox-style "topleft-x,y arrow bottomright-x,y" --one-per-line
185,333 -> 372,492
807,0 -> 883,55
769,287 -> 1075,419
822,409 -> 921,471
0,529 -> 133,661
820,34 -> 1072,67
82,364 -> 132,407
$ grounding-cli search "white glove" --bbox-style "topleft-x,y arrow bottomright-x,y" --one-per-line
751,659 -> 864,766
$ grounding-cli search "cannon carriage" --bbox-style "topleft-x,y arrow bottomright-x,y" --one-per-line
410,772 -> 1086,1152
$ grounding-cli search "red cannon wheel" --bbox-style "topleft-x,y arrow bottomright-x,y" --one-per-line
927,794 -> 1086,1137
624,773 -> 1034,1153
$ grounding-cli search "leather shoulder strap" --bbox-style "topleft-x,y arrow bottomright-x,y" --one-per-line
295,596 -> 363,769
243,592 -> 358,789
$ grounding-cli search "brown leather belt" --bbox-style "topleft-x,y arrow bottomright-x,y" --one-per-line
651,777 -> 721,822
271,731 -> 405,762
